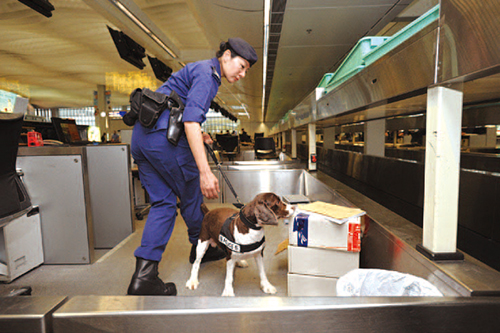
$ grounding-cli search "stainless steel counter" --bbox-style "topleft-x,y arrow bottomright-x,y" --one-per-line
313,170 -> 500,296
205,165 -> 500,296
0,296 -> 67,333
52,295 -> 500,333
17,145 -> 134,263
17,146 -> 95,264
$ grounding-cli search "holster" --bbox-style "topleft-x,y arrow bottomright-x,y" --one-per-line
166,90 -> 185,146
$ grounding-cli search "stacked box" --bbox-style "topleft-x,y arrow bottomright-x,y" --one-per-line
289,211 -> 361,252
287,246 -> 360,296
287,207 -> 364,296
288,272 -> 338,297
289,245 -> 359,278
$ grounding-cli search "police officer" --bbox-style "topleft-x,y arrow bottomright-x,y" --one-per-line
127,38 -> 258,296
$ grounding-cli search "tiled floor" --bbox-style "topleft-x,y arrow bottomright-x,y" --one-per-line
0,204 -> 290,297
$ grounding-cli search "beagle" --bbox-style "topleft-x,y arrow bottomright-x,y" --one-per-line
186,192 -> 294,296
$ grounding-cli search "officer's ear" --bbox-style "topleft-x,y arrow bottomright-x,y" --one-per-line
223,49 -> 232,62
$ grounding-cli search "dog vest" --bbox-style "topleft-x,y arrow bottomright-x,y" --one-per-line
218,212 -> 265,254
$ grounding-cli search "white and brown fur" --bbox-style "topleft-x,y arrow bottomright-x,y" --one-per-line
186,193 -> 294,296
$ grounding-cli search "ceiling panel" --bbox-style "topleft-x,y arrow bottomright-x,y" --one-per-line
141,1 -> 210,49
265,0 -> 401,121
287,0 -> 406,7
0,0 -> 415,126
281,6 -> 394,46
266,44 -> 351,120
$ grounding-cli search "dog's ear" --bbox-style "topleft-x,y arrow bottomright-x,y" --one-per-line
255,200 -> 278,225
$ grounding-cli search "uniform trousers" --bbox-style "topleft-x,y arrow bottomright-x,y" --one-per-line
131,123 -> 204,262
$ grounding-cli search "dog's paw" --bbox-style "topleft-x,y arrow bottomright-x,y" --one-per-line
185,278 -> 199,290
221,287 -> 235,297
236,260 -> 248,268
261,282 -> 277,294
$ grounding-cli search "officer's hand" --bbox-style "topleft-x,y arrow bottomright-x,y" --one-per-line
202,132 -> 213,144
200,170 -> 219,199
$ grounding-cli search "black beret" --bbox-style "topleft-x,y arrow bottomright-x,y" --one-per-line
228,38 -> 258,67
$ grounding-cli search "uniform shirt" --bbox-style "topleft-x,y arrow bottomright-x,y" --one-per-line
154,57 -> 221,129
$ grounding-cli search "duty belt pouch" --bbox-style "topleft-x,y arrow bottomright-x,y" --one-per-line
166,90 -> 185,146
122,88 -> 142,126
138,88 -> 169,128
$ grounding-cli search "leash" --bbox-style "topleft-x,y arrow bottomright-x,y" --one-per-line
204,142 -> 244,208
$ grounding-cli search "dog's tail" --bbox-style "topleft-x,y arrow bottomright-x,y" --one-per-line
201,203 -> 210,215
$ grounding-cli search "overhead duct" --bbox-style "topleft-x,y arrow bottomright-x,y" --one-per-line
210,101 -> 237,122
263,0 -> 287,121
18,0 -> 54,18
148,56 -> 172,83
107,26 -> 146,70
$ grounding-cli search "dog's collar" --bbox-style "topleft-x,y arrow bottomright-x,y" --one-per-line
239,207 -> 262,230
219,214 -> 265,254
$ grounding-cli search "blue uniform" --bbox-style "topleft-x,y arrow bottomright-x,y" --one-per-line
131,57 -> 221,261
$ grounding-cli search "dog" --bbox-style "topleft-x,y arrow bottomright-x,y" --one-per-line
186,192 -> 294,296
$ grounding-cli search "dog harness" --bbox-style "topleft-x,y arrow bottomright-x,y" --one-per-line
218,212 -> 265,254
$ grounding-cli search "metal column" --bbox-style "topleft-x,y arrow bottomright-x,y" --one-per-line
364,119 -> 385,157
308,123 -> 316,171
282,131 -> 286,152
95,85 -> 108,137
291,129 -> 297,159
417,86 -> 464,260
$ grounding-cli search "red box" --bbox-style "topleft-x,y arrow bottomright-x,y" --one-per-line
27,131 -> 44,147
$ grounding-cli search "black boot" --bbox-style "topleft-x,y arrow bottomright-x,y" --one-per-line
127,257 -> 177,296
189,243 -> 227,264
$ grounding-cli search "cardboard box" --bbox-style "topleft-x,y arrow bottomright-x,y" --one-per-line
289,209 -> 362,252
288,245 -> 359,278
288,273 -> 338,296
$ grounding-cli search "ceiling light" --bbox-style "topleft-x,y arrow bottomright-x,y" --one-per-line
216,96 -> 226,105
108,0 -> 177,59
113,1 -> 150,33
261,0 -> 271,120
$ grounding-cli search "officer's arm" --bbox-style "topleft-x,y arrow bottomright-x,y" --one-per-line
184,121 -> 219,199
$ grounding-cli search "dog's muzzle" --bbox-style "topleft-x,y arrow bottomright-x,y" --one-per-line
284,204 -> 295,218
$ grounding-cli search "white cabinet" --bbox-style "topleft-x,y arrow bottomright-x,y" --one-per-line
0,208 -> 44,282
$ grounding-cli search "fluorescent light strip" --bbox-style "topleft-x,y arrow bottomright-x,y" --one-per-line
219,85 -> 250,119
216,96 -> 226,105
109,0 -> 177,59
239,104 -> 250,119
149,34 -> 177,59
262,0 -> 271,120
113,2 -> 151,34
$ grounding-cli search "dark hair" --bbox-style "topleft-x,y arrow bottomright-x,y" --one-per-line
216,41 -> 237,58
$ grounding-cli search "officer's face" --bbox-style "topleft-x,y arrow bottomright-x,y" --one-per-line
222,51 -> 250,83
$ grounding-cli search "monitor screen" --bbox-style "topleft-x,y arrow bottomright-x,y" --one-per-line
52,117 -> 81,143
254,132 -> 264,140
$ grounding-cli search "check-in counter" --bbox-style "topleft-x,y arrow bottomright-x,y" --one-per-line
17,145 -> 134,264
0,296 -> 67,333
85,145 -> 135,249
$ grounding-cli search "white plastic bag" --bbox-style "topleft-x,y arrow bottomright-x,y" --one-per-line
336,269 -> 443,296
